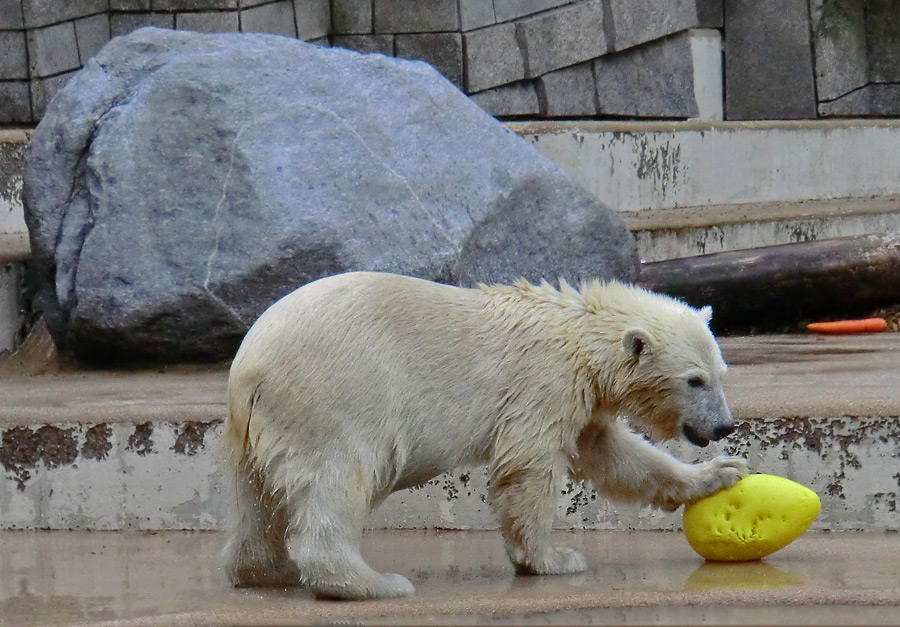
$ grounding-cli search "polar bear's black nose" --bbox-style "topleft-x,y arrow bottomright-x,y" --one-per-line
713,423 -> 735,440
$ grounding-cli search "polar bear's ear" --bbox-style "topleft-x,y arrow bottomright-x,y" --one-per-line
623,328 -> 653,358
699,306 -> 713,323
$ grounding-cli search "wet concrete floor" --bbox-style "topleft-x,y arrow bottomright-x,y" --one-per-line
2,529 -> 899,626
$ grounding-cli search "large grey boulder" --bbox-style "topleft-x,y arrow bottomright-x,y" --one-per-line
24,27 -> 638,365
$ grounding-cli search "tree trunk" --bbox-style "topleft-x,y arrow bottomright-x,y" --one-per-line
636,234 -> 900,334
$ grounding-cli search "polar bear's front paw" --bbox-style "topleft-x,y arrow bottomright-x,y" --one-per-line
697,455 -> 749,497
650,456 -> 749,511
515,546 -> 587,576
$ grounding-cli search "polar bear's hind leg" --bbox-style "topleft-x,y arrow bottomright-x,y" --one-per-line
289,461 -> 415,600
222,456 -> 301,587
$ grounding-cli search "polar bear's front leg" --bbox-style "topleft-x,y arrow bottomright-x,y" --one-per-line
489,456 -> 587,576
574,419 -> 748,511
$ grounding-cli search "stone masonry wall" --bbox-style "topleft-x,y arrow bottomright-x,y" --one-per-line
0,0 -> 898,125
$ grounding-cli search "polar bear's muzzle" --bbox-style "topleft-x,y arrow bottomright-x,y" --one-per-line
683,419 -> 735,447
682,383 -> 735,447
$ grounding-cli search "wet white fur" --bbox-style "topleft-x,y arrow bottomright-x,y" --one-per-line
222,271 -> 748,599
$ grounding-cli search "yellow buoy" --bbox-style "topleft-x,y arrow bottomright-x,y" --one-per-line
683,474 -> 821,561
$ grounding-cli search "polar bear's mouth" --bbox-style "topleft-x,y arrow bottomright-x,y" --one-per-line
683,424 -> 710,447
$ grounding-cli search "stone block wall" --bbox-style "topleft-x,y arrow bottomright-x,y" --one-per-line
811,0 -> 900,117
0,0 -> 329,124
1,0 -> 900,124
332,0 -> 724,120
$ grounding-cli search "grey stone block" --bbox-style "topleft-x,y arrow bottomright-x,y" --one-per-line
295,0 -> 330,40
76,14 -> 111,63
724,0 -> 816,120
0,1 -> 24,29
373,0 -> 459,34
516,0 -> 608,78
867,0 -> 900,83
460,0 -> 495,31
29,70 -> 76,119
809,0 -> 867,102
331,0 -> 372,34
493,0 -> 570,23
154,0 -> 238,8
0,32 -> 28,80
176,11 -> 240,32
27,22 -> 81,78
331,34 -> 395,56
536,61 -> 596,117
22,0 -> 107,28
594,30 -> 699,118
463,21 -> 525,93
307,36 -> 329,46
239,0 -> 276,6
607,0 -> 721,51
396,33 -> 463,89
240,1 -> 297,37
111,13 -> 176,38
819,84 -> 900,117
469,81 -> 540,117
0,81 -> 31,124
110,1 -> 153,9
695,0 -> 722,26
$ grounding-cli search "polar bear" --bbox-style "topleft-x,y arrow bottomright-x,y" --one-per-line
222,271 -> 747,600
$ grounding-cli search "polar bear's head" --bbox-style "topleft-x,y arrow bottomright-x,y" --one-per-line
576,281 -> 734,447
618,303 -> 733,447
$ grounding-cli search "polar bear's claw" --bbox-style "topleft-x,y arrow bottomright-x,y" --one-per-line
699,455 -> 750,496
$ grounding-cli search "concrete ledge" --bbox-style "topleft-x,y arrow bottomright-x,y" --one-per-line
626,195 -> 900,231
628,196 -> 900,261
2,334 -> 899,531
0,130 -> 29,236
0,232 -> 31,263
513,120 -> 900,213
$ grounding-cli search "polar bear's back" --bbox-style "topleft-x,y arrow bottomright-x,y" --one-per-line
236,271 -> 487,365
226,272 -> 505,482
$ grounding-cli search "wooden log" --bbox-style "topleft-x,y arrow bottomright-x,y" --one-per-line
636,233 -> 900,334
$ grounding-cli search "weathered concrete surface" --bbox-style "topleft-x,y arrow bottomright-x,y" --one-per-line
0,131 -> 28,354
513,120 -> 900,213
0,263 -> 22,353
2,334 -> 900,531
0,130 -> 28,236
628,196 -> 900,262
2,530 -> 900,627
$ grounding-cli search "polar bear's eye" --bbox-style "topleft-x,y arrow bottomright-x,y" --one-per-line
687,377 -> 706,389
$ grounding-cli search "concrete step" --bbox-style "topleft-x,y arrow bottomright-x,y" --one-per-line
2,333 -> 899,532
514,120 -> 900,213
3,529 -> 899,627
0,131 -> 29,355
627,195 -> 900,262
517,120 -> 900,261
